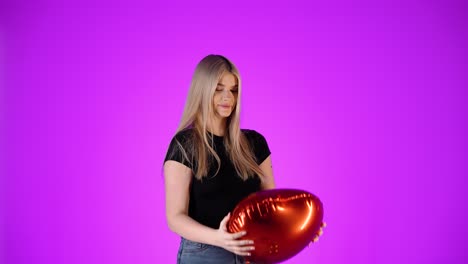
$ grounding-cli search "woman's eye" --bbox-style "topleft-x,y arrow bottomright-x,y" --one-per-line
215,87 -> 237,93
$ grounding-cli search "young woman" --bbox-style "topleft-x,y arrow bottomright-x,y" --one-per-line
164,55 -> 323,264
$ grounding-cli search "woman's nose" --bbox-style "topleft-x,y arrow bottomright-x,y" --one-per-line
222,90 -> 234,100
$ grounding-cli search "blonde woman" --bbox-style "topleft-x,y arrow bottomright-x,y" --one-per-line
164,55 -> 275,263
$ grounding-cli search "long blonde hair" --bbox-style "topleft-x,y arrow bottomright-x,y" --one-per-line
174,54 -> 264,180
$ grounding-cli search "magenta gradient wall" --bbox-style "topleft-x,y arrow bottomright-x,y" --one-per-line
2,1 -> 467,263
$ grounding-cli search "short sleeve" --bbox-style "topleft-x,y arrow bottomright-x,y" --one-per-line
164,131 -> 193,169
245,130 -> 271,165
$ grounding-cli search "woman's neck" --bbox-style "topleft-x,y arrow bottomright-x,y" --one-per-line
207,117 -> 227,136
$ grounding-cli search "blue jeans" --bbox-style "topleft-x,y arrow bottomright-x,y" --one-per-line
177,237 -> 249,264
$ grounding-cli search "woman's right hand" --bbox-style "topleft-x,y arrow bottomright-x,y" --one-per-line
214,213 -> 255,256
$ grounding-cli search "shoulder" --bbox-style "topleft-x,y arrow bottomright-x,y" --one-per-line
167,128 -> 195,152
241,129 -> 268,143
172,127 -> 195,143
164,128 -> 195,165
241,128 -> 271,163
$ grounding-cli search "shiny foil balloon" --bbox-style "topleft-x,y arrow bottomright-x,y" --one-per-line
227,189 -> 324,264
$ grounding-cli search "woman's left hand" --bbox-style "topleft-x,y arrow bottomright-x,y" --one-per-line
311,222 -> 326,243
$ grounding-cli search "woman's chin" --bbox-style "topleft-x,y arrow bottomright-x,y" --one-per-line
217,111 -> 233,118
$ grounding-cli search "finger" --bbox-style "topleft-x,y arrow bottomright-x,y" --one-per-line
232,246 -> 255,255
225,238 -> 252,247
234,250 -> 251,257
219,213 -> 231,230
229,244 -> 254,251
230,231 -> 248,240
235,239 -> 254,246
233,246 -> 255,253
317,229 -> 323,236
312,235 -> 319,243
237,245 -> 255,252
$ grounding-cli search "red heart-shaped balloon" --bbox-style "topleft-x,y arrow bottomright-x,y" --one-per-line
227,189 -> 324,264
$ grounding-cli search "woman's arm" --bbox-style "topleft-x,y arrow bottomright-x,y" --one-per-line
259,155 -> 275,190
164,160 -> 254,256
164,160 -> 217,244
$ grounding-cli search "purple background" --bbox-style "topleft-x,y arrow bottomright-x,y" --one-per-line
2,0 -> 467,263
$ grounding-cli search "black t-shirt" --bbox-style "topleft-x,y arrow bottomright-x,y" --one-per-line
164,128 -> 271,229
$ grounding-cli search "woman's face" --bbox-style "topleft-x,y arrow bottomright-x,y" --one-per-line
212,72 -> 238,121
